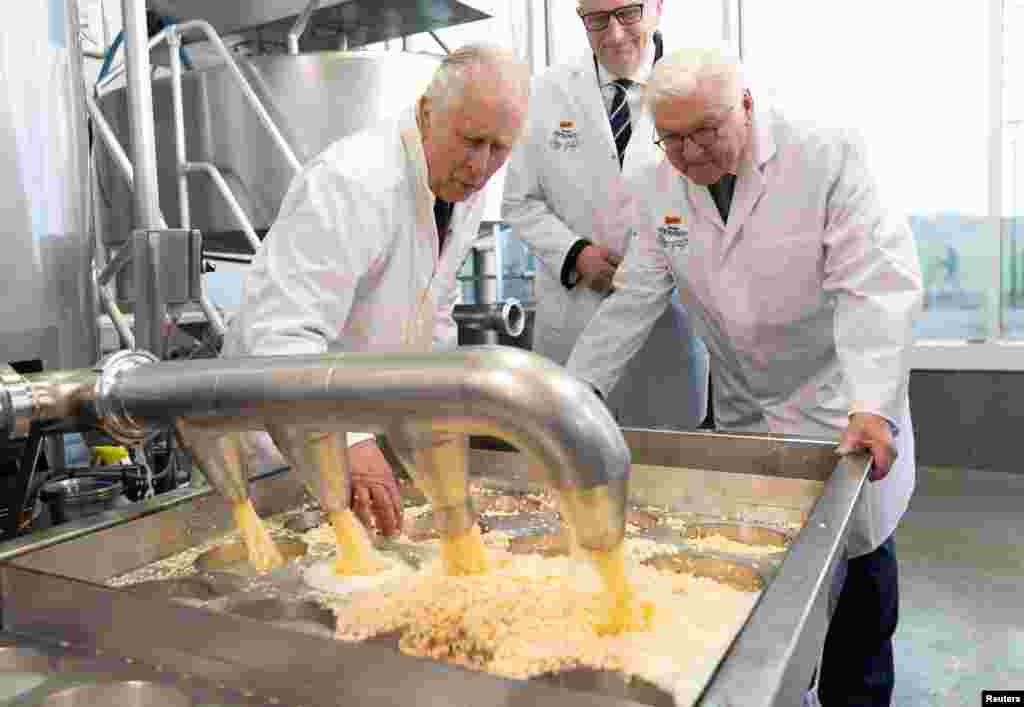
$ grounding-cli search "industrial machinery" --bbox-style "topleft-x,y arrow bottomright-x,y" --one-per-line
0,2 -> 870,706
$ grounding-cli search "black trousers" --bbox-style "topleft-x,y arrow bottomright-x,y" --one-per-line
818,535 -> 899,707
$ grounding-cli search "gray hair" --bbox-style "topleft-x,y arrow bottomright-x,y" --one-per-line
644,46 -> 745,114
423,43 -> 529,114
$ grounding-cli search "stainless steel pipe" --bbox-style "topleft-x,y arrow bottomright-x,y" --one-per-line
112,348 -> 628,549
0,348 -> 631,549
452,300 -> 526,339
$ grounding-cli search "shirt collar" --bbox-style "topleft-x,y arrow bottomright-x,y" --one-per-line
596,37 -> 656,88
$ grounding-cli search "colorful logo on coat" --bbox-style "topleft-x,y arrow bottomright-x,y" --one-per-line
657,213 -> 689,249
550,120 -> 580,151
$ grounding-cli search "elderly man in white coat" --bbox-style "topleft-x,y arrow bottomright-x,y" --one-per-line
223,44 -> 529,537
502,0 -> 708,431
567,47 -> 923,707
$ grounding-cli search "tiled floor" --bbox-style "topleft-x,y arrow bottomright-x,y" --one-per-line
892,465 -> 1024,706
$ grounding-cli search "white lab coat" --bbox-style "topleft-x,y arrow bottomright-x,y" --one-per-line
568,107 -> 923,557
224,106 -> 486,446
501,52 -> 708,430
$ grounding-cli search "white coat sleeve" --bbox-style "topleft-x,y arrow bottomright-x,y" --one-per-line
501,88 -> 584,286
230,164 -> 383,448
822,130 -> 924,426
233,164 -> 379,357
566,218 -> 676,396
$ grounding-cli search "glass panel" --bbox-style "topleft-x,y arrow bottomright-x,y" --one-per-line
742,1 -> 993,340
1003,0 -> 1024,337
548,1 -> 725,68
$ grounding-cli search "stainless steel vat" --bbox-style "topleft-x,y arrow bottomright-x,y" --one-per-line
0,429 -> 869,707
0,0 -> 97,369
95,51 -> 441,254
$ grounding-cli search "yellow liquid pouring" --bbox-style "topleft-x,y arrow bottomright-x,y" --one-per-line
440,524 -> 490,576
232,500 -> 285,573
330,509 -> 391,576
588,543 -> 655,636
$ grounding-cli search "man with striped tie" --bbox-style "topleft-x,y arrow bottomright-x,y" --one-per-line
503,0 -> 708,432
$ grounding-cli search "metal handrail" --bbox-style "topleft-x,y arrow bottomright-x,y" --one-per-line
168,20 -> 302,175
184,163 -> 263,253
86,89 -> 227,345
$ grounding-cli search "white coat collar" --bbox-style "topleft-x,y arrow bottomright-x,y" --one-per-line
684,104 -> 778,241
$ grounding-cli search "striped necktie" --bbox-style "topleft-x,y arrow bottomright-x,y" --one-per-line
609,78 -> 634,167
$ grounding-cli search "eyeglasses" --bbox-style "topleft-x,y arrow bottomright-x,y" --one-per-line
654,106 -> 737,153
577,3 -> 645,32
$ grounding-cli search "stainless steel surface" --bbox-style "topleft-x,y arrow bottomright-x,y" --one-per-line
183,162 -> 262,252
699,453 -> 869,707
0,430 -> 866,707
146,0 -> 489,46
175,21 -> 302,176
128,574 -> 246,602
3,380 -> 33,440
221,597 -> 334,635
66,0 -> 101,368
135,229 -> 204,307
535,669 -> 674,707
87,88 -> 226,345
121,0 -> 162,232
95,51 -> 440,249
0,3 -> 98,370
194,538 -> 307,575
36,681 -> 192,707
40,477 -> 125,524
123,0 -> 165,356
168,29 -> 190,232
287,0 -> 319,55
93,350 -> 162,446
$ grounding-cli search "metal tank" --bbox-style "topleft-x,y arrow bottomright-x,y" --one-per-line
0,0 -> 97,370
94,50 -> 441,253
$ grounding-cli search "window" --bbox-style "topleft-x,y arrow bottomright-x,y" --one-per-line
1003,0 -> 1024,337
743,1 -> 995,342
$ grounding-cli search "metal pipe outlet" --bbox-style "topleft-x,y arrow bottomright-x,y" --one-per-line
452,300 -> 526,339
96,348 -> 630,549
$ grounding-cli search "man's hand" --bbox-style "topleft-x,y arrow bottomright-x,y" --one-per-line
347,439 -> 403,536
836,413 -> 898,482
576,244 -> 622,293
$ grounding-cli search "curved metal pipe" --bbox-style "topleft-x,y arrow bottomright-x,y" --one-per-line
96,347 -> 630,549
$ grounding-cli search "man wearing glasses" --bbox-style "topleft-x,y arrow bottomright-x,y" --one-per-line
502,0 -> 708,432
568,47 -> 923,707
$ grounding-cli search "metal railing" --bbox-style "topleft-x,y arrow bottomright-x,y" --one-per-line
89,14 -> 305,352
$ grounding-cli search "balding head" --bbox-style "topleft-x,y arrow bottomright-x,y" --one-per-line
417,43 -> 530,202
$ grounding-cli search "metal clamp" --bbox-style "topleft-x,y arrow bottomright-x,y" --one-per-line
93,349 -> 160,445
0,366 -> 34,441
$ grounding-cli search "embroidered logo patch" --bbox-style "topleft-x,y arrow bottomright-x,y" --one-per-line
657,213 -> 689,249
549,120 -> 580,151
